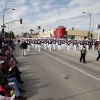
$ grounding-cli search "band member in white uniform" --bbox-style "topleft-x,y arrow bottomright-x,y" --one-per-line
37,40 -> 41,52
67,41 -> 70,51
58,40 -> 61,51
92,41 -> 95,51
73,41 -> 77,51
27,40 -> 31,52
48,40 -> 52,52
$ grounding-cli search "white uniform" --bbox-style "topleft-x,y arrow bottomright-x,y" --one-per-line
92,42 -> 95,51
58,41 -> 61,51
67,42 -> 70,51
73,42 -> 76,51
48,40 -> 52,52
27,42 -> 31,52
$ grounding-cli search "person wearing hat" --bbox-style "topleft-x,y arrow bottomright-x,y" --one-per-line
96,46 -> 100,61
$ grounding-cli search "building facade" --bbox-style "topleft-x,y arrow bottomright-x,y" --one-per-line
39,28 -> 98,40
67,29 -> 98,40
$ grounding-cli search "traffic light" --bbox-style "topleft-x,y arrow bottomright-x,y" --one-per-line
20,18 -> 22,24
43,29 -> 45,32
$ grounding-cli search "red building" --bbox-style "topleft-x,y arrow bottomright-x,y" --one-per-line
55,26 -> 66,38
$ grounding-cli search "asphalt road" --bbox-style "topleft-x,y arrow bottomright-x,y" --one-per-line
15,44 -> 100,100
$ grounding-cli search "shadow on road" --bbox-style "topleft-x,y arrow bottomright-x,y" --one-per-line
19,68 -> 50,99
15,43 -> 50,99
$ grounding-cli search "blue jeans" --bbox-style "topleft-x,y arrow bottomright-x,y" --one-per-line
8,78 -> 21,97
8,77 -> 21,88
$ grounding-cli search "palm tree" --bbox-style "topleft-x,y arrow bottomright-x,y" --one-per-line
37,26 -> 41,37
37,26 -> 41,32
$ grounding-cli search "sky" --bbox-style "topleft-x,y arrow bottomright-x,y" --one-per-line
0,0 -> 100,35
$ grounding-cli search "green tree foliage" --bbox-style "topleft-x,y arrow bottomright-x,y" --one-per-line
7,31 -> 15,39
29,34 -> 32,38
22,32 -> 29,38
37,26 -> 41,32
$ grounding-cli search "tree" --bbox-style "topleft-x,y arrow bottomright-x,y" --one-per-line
8,31 -> 15,39
37,26 -> 41,32
29,34 -> 32,38
22,32 -> 29,38
36,26 -> 41,37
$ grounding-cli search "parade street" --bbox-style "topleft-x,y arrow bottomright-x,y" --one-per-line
15,44 -> 100,100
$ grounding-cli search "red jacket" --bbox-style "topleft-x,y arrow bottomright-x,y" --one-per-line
0,86 -> 11,97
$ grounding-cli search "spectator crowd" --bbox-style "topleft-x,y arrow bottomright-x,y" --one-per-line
0,37 -> 27,100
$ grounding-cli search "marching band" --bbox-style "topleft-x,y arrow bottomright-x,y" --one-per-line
19,38 -> 100,52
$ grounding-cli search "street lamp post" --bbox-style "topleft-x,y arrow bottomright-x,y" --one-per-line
2,8 -> 15,37
3,8 -> 15,27
82,12 -> 91,39
91,19 -> 94,31
8,23 -> 14,33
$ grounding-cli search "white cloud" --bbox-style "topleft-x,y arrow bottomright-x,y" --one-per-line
0,0 -> 100,35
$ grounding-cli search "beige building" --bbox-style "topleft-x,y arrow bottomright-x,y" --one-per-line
39,29 -> 54,38
67,29 -> 98,39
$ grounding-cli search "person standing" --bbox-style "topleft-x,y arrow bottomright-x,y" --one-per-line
96,46 -> 100,61
67,41 -> 70,51
80,44 -> 87,64
26,40 -> 31,52
48,40 -> 52,52
58,40 -> 61,51
20,40 -> 27,56
37,40 -> 41,52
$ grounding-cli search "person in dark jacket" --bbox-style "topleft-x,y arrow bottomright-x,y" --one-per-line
96,46 -> 100,61
20,41 -> 27,56
80,44 -> 87,64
